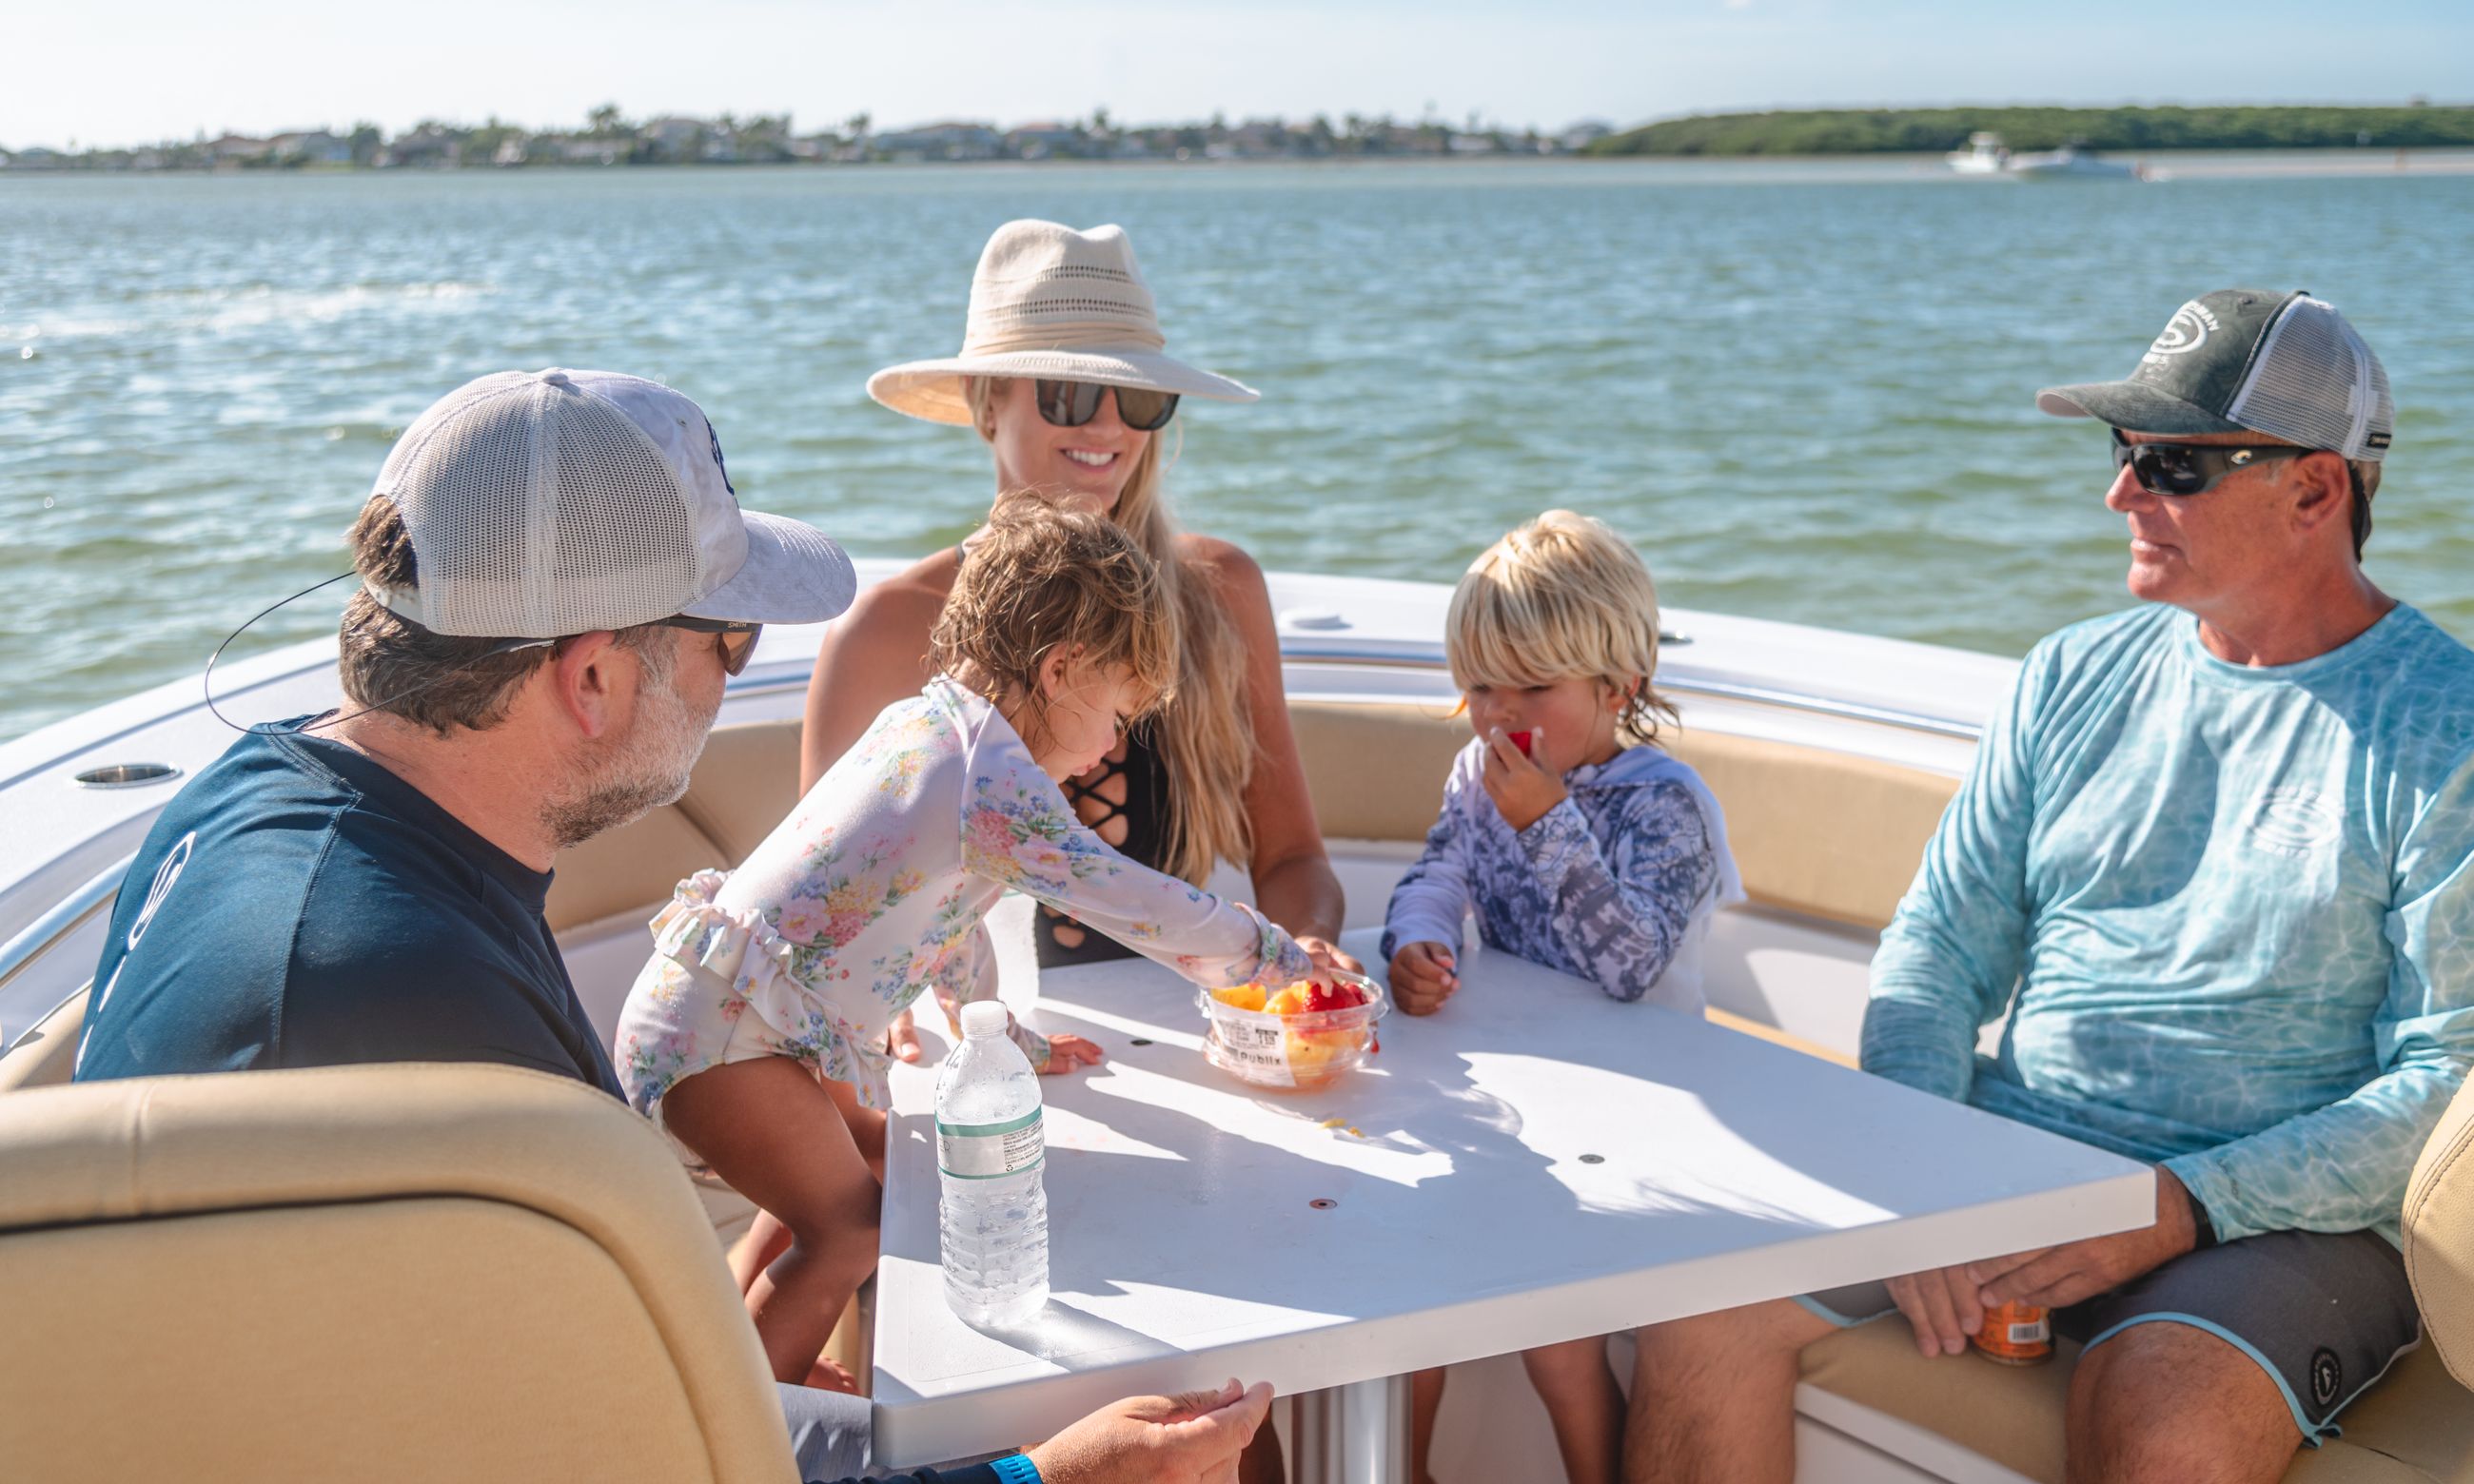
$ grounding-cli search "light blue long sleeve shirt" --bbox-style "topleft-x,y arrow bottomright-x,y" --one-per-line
1863,603 -> 2474,1247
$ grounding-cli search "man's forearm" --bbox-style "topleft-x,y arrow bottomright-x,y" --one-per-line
2163,1060 -> 2464,1243
1858,989 -> 1984,1103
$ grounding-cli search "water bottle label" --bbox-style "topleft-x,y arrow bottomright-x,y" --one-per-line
936,1107 -> 1046,1179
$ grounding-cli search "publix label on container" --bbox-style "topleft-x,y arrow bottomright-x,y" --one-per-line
1208,1015 -> 1296,1086
936,1106 -> 1047,1180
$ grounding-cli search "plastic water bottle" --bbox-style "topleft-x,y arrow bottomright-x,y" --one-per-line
935,1000 -> 1050,1325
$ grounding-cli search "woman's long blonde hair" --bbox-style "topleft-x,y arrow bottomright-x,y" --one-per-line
965,376 -> 1255,883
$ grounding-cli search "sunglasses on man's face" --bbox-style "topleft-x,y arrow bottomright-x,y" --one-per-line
1033,379 -> 1180,432
658,616 -> 764,676
2111,429 -> 2309,498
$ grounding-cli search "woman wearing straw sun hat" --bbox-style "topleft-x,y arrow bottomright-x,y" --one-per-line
801,221 -> 1358,1051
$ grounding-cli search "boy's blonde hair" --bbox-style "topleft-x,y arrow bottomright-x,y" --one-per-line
1446,510 -> 1679,746
933,491 -> 1182,745
962,375 -> 1254,884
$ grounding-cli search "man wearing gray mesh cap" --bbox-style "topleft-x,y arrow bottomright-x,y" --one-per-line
73,368 -> 1279,1484
79,367 -> 859,1097
1629,293 -> 2474,1483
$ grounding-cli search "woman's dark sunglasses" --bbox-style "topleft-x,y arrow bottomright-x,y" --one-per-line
1033,379 -> 1180,432
2111,429 -> 2307,498
659,615 -> 764,675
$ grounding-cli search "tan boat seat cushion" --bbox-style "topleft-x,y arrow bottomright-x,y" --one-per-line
1800,1291 -> 2474,1482
1287,700 -> 1956,929
2409,1069 -> 2474,1395
0,985 -> 87,1092
0,1064 -> 796,1484
547,704 -> 1960,936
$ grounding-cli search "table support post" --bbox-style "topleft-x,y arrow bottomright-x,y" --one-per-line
1286,1373 -> 1407,1484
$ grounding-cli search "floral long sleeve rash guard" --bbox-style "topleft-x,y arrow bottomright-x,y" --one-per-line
617,677 -> 1311,1118
1381,738 -> 1744,1011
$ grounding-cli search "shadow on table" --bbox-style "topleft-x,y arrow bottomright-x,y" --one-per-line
1021,1017 -> 1829,1327
1002,928 -> 2129,1341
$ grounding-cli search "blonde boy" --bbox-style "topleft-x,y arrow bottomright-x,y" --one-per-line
1382,510 -> 1742,1484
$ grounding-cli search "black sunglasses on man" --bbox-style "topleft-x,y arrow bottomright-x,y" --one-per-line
2111,428 -> 2309,498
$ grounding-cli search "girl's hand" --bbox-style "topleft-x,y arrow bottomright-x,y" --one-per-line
1388,940 -> 1459,1016
1297,935 -> 1365,975
1038,1034 -> 1106,1074
1481,726 -> 1567,832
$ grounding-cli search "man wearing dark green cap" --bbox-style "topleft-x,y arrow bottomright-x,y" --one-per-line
1629,292 -> 2474,1484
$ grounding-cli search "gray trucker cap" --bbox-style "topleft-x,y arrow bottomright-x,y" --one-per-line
364,368 -> 856,638
2038,289 -> 2393,461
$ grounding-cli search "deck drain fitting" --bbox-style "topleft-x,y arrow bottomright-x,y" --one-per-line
73,762 -> 183,790
1579,1154 -> 1605,1164
1129,1038 -> 1152,1047
1309,1198 -> 1338,1211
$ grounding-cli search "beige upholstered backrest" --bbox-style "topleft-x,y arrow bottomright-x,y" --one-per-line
0,1064 -> 797,1484
546,704 -> 1962,937
1286,701 -> 1957,930
2407,1074 -> 2474,1388
549,720 -> 805,932
0,986 -> 88,1092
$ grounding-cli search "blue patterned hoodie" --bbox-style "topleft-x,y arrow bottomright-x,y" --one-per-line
1381,739 -> 1745,1010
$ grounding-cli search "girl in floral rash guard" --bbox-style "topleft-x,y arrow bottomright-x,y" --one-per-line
614,494 -> 1312,1383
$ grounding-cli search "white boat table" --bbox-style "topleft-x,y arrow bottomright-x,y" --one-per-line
869,928 -> 2151,1478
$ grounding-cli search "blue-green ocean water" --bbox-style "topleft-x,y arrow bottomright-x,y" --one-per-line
5,159 -> 2472,743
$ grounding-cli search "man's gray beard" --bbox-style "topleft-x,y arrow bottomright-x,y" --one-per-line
540,669 -> 717,851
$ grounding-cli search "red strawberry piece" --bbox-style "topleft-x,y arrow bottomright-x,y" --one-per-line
1508,730 -> 1534,755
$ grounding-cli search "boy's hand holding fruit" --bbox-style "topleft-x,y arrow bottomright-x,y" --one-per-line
1482,726 -> 1567,831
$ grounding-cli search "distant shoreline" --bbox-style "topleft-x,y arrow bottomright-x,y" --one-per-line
8,150 -> 2473,184
11,103 -> 2471,174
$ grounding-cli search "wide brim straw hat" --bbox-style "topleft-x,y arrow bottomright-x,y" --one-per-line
867,220 -> 1259,426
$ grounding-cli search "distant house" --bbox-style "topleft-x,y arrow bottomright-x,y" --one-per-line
377,127 -> 461,168
641,116 -> 707,161
1448,132 -> 1498,155
560,138 -> 622,166
492,135 -> 530,166
206,133 -> 275,166
1006,122 -> 1081,159
873,121 -> 1001,161
3,146 -> 65,169
1561,121 -> 1613,152
268,130 -> 352,166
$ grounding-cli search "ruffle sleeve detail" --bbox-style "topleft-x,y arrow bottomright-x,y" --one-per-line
634,869 -> 896,1109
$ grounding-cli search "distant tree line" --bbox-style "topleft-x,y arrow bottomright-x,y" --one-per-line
1589,104 -> 2474,157
1,106 -> 1606,172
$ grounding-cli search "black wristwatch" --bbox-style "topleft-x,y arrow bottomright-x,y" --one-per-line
2186,1187 -> 2220,1251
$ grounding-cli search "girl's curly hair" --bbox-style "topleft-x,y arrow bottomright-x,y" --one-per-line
932,490 -> 1182,745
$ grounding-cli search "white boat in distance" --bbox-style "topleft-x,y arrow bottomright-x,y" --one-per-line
1946,131 -> 2010,174
1947,132 -> 2146,181
2005,141 -> 2144,180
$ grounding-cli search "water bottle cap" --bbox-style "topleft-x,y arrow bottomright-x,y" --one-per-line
960,1002 -> 1010,1038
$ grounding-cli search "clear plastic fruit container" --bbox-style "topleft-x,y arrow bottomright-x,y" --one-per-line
1198,970 -> 1389,1092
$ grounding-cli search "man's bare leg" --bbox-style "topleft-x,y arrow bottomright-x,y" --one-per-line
1626,1298 -> 1836,1484
2066,1323 -> 2301,1484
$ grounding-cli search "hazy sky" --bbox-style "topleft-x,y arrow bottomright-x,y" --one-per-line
10,0 -> 2471,149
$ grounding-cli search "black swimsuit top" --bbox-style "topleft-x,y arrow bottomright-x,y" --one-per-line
1035,728 -> 1171,967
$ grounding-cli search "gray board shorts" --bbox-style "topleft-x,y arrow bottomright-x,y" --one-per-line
1797,1228 -> 2422,1442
